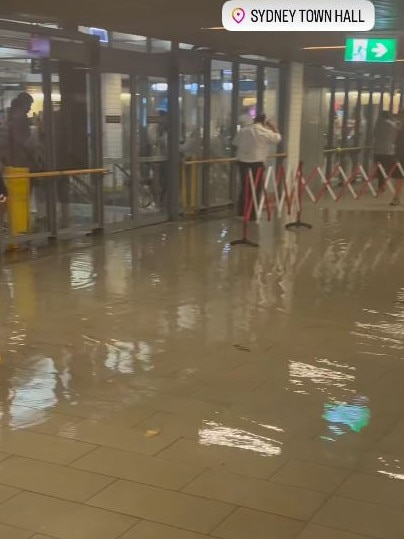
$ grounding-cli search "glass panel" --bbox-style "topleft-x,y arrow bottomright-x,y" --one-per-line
180,73 -> 204,212
51,60 -> 96,228
209,60 -> 233,206
101,73 -> 132,225
0,29 -> 50,236
238,64 -> 257,125
136,76 -> 168,218
263,67 -> 279,123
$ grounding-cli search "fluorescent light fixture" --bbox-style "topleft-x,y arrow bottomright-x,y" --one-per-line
303,45 -> 345,50
201,26 -> 225,30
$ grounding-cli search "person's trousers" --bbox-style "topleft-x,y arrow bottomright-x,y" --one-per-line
375,154 -> 396,189
237,161 -> 264,218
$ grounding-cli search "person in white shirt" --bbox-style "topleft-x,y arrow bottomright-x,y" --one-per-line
232,113 -> 281,217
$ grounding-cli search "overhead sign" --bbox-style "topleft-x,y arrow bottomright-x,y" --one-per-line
345,37 -> 397,63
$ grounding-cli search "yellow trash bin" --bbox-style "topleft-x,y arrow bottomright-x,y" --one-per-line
5,167 -> 30,235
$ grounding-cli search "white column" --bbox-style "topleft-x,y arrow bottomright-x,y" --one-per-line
284,62 -> 304,172
101,74 -> 123,190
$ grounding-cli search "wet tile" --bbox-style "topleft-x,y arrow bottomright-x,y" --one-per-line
0,523 -> 32,539
29,536 -> 56,539
120,521 -> 208,538
72,446 -> 202,490
27,412 -> 81,436
213,507 -> 304,539
137,412 -> 201,440
183,469 -> 326,521
272,460 -> 350,493
0,491 -> 136,539
337,472 -> 404,509
297,524 -> 368,539
87,479 -> 234,534
313,495 -> 404,538
0,483 -> 20,503
0,456 -> 114,502
55,419 -> 179,455
158,437 -> 286,479
144,394 -> 225,419
0,429 -> 95,465
0,452 -> 9,462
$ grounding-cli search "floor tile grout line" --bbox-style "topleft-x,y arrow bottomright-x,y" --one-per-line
177,466 -> 210,493
152,434 -> 185,458
66,443 -> 102,467
207,504 -> 239,537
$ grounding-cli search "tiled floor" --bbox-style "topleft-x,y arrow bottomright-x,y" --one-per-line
1,205 -> 404,537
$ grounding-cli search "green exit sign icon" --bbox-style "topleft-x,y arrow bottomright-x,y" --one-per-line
345,38 -> 397,63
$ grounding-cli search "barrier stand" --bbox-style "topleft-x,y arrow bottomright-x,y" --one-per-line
285,162 -> 313,230
231,166 -> 268,247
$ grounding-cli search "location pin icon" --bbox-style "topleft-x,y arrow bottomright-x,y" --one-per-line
232,7 -> 246,24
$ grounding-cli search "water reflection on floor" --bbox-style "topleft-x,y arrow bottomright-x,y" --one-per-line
1,208 -> 404,537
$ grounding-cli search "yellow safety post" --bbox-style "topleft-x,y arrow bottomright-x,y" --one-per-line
5,166 -> 30,235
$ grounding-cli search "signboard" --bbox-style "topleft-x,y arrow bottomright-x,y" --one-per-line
29,36 -> 50,58
345,37 -> 397,63
89,27 -> 109,43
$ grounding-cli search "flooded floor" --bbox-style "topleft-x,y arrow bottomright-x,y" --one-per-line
1,207 -> 404,538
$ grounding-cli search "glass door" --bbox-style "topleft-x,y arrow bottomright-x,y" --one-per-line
135,75 -> 169,222
101,73 -> 132,227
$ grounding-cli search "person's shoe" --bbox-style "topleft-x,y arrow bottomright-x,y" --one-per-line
390,197 -> 400,206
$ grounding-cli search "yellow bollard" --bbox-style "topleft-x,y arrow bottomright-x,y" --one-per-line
5,167 -> 30,235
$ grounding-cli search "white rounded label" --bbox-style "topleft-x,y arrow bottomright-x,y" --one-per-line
222,0 -> 375,31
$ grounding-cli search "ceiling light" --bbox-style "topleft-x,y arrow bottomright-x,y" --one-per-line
201,26 -> 225,30
303,45 -> 345,50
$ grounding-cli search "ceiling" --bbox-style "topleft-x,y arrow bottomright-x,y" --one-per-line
0,0 -> 404,70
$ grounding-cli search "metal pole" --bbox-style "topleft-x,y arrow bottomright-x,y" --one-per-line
89,41 -> 104,232
256,64 -> 264,113
202,57 -> 211,209
130,74 -> 139,223
167,42 -> 181,220
326,77 -> 336,177
42,58 -> 57,238
230,62 -> 240,205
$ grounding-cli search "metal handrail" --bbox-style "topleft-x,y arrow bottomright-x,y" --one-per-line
4,168 -> 108,180
183,153 -> 287,166
323,146 -> 373,155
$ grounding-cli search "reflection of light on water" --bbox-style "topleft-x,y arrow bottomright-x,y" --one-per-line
199,420 -> 282,457
378,471 -> 404,480
375,455 -> 404,480
321,396 -> 370,440
289,360 -> 355,394
177,305 -> 199,330
105,340 -> 135,374
105,340 -> 154,373
9,356 -> 57,429
69,253 -> 96,290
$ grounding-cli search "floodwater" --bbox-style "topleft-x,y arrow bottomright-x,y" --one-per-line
0,207 -> 404,538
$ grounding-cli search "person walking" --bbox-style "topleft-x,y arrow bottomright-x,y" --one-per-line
373,111 -> 398,191
232,113 -> 281,219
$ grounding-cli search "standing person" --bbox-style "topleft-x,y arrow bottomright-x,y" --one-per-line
373,111 -> 398,191
232,113 -> 281,219
8,92 -> 34,168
